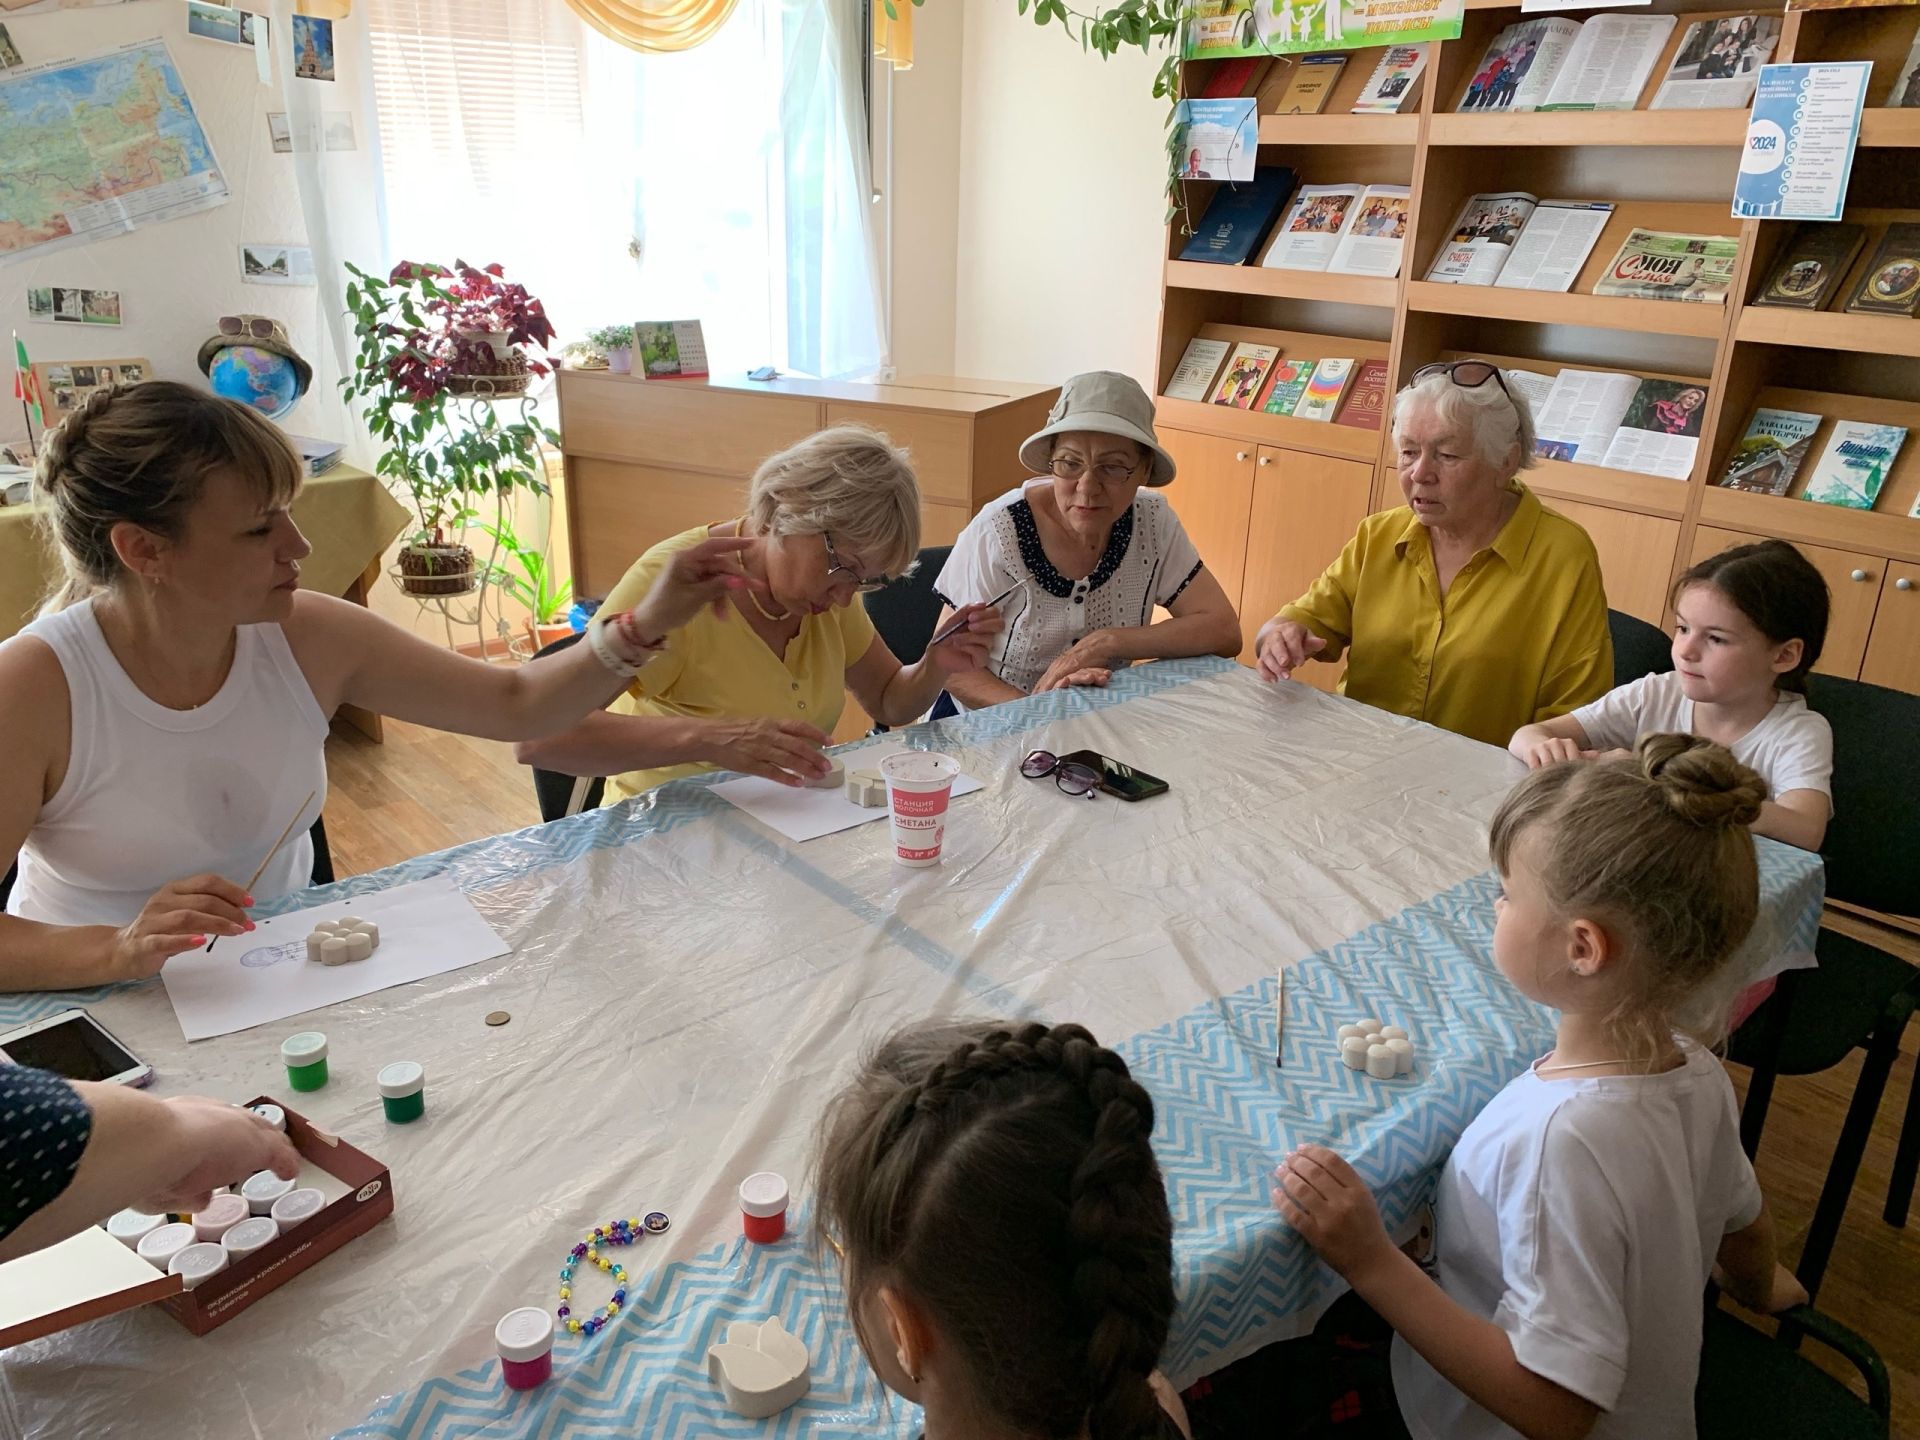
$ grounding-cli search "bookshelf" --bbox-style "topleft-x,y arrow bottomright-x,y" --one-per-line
1153,0 -> 1920,694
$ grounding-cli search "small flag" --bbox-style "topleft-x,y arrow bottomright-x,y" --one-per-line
13,331 -> 42,431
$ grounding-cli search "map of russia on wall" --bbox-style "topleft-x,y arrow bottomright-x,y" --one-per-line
0,39 -> 229,264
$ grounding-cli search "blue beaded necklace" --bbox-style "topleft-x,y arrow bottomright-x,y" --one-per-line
557,1211 -> 670,1336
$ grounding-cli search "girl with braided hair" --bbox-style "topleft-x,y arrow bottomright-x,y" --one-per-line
1,382 -> 761,990
1273,736 -> 1805,1440
815,1019 -> 1191,1440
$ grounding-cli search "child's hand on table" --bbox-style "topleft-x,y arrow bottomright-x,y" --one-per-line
1272,1143 -> 1398,1285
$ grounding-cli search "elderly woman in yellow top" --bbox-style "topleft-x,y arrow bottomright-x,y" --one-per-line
1254,360 -> 1612,746
517,427 -> 1000,800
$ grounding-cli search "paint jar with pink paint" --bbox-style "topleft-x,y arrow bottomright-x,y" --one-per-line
879,752 -> 961,868
496,1307 -> 554,1390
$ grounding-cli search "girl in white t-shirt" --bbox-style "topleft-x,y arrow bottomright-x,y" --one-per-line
1508,539 -> 1832,850
1273,736 -> 1805,1440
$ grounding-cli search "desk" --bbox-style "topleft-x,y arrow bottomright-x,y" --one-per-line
0,662 -> 1823,1438
0,465 -> 409,740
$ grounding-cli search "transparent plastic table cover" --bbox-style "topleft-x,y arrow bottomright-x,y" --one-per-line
0,659 -> 1823,1440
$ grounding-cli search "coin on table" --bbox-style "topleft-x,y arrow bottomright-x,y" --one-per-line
484,1010 -> 511,1027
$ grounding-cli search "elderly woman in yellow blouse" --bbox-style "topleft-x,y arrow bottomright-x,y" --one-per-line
1253,360 -> 1612,746
516,427 -> 999,800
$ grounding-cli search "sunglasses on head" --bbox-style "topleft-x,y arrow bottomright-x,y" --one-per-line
1412,360 -> 1513,402
1020,750 -> 1101,799
219,316 -> 277,340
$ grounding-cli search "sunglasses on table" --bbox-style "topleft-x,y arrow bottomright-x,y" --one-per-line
1412,360 -> 1513,402
822,531 -> 890,594
218,316 -> 278,339
1021,750 -> 1101,799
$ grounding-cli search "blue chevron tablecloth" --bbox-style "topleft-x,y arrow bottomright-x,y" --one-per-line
0,660 -> 1823,1440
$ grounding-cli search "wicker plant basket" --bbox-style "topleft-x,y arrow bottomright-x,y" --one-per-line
394,542 -> 480,597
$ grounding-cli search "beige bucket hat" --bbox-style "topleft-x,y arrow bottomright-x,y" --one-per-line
1018,370 -> 1177,487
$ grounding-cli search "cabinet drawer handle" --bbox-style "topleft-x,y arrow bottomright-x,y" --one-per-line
1850,568 -> 1868,582
1258,455 -> 1273,466
1899,578 -> 1914,592
1234,451 -> 1249,462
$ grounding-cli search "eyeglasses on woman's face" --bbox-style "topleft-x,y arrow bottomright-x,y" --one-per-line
1020,750 -> 1101,798
1045,456 -> 1141,486
822,531 -> 890,594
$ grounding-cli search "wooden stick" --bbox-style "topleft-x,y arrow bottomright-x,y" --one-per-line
1275,967 -> 1286,1070
207,789 -> 317,953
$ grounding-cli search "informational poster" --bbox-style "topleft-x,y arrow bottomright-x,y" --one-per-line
1185,0 -> 1464,59
1174,99 -> 1258,182
1732,62 -> 1871,220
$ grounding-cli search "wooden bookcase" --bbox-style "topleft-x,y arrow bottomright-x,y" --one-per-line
1154,0 -> 1920,696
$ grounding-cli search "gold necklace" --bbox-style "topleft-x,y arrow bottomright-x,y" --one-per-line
728,520 -> 792,622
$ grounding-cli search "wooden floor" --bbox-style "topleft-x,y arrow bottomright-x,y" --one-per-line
322,717 -> 1920,1435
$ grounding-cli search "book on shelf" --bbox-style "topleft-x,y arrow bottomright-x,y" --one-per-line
1425,192 -> 1537,285
1164,337 -> 1232,401
1176,98 -> 1259,182
1717,408 -> 1822,496
1200,56 -> 1273,99
1843,224 -> 1920,317
1260,357 -> 1320,417
1262,183 -> 1364,272
633,320 -> 708,379
286,434 -> 343,477
1892,34 -> 1920,109
1333,358 -> 1390,431
1177,166 -> 1297,265
1328,185 -> 1411,278
1500,366 -> 1559,420
1650,15 -> 1781,110
1537,14 -> 1676,111
1275,54 -> 1346,114
1591,228 -> 1738,304
1492,200 -> 1614,292
1457,18 -> 1580,113
1753,223 -> 1867,310
1598,378 -> 1710,479
1208,343 -> 1281,410
1804,422 -> 1906,510
1352,46 -> 1425,113
1293,359 -> 1357,422
1533,368 -> 1640,463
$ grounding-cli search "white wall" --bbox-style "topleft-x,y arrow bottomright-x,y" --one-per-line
882,0 -> 963,379
887,0 -> 1167,392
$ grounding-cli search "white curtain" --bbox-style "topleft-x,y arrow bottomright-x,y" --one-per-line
361,0 -> 886,380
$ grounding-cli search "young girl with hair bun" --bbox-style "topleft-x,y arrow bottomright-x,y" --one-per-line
815,1019 -> 1191,1440
1275,735 -> 1804,1440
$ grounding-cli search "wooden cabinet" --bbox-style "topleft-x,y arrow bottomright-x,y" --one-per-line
1547,499 -> 1679,626
1689,526 -> 1886,681
1240,448 -> 1373,692
1860,564 -> 1920,694
1158,430 -> 1256,606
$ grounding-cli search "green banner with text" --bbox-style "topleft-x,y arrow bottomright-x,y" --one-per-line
1184,0 -> 1464,58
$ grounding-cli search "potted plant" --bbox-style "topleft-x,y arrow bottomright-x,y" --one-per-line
481,516 -> 575,658
340,259 -> 561,598
586,324 -> 635,375
561,340 -> 607,370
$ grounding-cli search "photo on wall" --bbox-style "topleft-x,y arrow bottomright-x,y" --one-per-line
185,1 -> 244,45
0,22 -> 23,70
292,15 -> 335,80
240,242 -> 316,286
26,286 -> 122,325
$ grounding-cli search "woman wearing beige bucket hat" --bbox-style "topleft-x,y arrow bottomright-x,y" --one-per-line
932,372 -> 1241,709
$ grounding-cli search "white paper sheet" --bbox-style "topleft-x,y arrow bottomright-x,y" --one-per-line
161,879 -> 510,1041
710,743 -> 983,844
1494,200 -> 1614,291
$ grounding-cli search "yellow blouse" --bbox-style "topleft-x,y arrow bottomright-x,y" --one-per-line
598,525 -> 878,802
1276,484 -> 1613,748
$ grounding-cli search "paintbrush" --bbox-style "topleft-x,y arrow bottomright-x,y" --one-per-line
928,579 -> 1023,650
1275,967 -> 1286,1069
206,788 -> 317,954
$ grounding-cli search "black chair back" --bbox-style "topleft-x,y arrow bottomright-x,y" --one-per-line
529,631 -> 607,822
1607,608 -> 1673,689
864,545 -> 953,665
1805,673 -> 1920,915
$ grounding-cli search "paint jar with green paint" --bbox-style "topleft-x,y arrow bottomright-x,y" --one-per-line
281,1032 -> 329,1092
378,1061 -> 426,1123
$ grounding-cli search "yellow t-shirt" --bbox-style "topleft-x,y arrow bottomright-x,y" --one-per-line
598,525 -> 878,802
1277,484 -> 1613,748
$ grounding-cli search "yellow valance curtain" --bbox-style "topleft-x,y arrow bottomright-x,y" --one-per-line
872,0 -> 913,69
559,0 -> 740,52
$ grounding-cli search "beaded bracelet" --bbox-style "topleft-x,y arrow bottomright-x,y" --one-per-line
584,612 -> 665,679
557,1212 -> 670,1336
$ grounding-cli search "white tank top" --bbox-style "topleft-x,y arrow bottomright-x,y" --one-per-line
8,598 -> 331,928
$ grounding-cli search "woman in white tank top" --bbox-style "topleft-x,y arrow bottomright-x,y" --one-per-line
0,382 -> 766,993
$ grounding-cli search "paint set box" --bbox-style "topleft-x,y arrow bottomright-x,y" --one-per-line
0,1098 -> 393,1345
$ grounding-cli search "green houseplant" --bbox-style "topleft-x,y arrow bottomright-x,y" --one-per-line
340,259 -> 561,597
481,516 -> 575,658
586,324 -> 635,375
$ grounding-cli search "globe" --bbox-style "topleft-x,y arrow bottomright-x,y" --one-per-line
208,344 -> 303,419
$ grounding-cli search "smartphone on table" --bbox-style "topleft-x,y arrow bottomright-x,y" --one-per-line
1054,750 -> 1170,802
0,1008 -> 153,1087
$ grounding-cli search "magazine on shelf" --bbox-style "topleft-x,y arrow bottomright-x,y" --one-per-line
1200,56 -> 1273,98
1843,224 -> 1920,317
1165,338 -> 1233,401
1650,15 -> 1781,109
1805,421 -> 1907,509
1532,368 -> 1640,462
1260,357 -> 1320,417
1753,222 -> 1867,309
1538,14 -> 1676,110
1501,367 -> 1559,421
1493,200 -> 1614,291
1457,18 -> 1580,113
1329,185 -> 1411,278
1293,359 -> 1357,422
1208,343 -> 1281,409
1425,192 -> 1538,284
1275,54 -> 1346,113
1174,99 -> 1259,182
1591,228 -> 1738,303
1352,46 -> 1426,113
1599,378 -> 1710,479
1177,166 -> 1297,265
1717,408 -> 1822,495
1892,35 -> 1920,109
1262,183 -> 1365,272
1334,358 -> 1390,430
